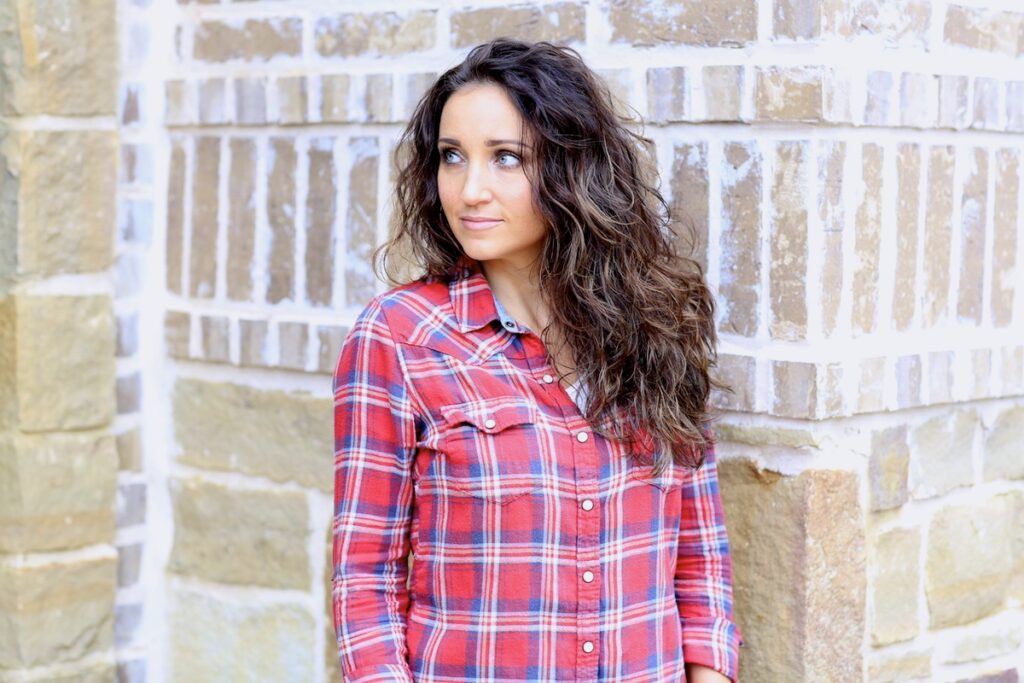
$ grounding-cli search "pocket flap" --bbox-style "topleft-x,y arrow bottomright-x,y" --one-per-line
439,398 -> 538,434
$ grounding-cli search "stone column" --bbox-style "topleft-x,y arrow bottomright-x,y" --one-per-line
0,0 -> 119,679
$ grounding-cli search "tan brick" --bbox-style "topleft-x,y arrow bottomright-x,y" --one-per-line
0,0 -> 117,116
938,74 -> 969,129
926,497 -> 1014,628
167,140 -> 186,294
116,372 -> 141,415
774,0 -> 820,39
319,74 -> 351,123
35,662 -> 117,683
1008,81 -> 1024,132
596,68 -> 632,119
116,312 -> 138,358
869,425 -> 909,511
190,137 -> 219,299
983,406 -> 1024,481
710,353 -> 756,412
992,149 -> 1019,327
899,72 -> 933,128
857,356 -> 885,413
818,140 -> 845,337
121,144 -> 152,186
235,77 -> 267,126
852,143 -> 883,336
823,0 -> 931,47
193,18 -> 302,62
276,76 -> 307,125
702,65 -> 743,121
719,461 -> 864,682
957,147 -> 988,324
12,131 -> 116,277
895,354 -> 922,409
317,325 -> 347,374
315,11 -> 436,57
864,71 -> 894,125
116,428 -> 142,472
15,295 -> 115,431
647,67 -> 689,123
346,137 -> 379,307
402,72 -> 438,119
169,478 -> 309,588
755,66 -> 823,122
719,141 -> 762,337
0,556 -> 115,668
821,363 -> 843,417
0,432 -> 116,552
822,67 -> 854,124
199,315 -> 229,363
121,81 -> 142,127
267,137 -> 297,304
893,143 -> 920,331
770,141 -> 809,340
922,145 -> 955,327
972,77 -> 1000,130
971,347 -> 992,400
609,0 -> 757,47
771,361 -> 816,418
278,322 -> 307,371
670,141 -> 709,271
173,378 -> 331,491
170,589 -> 315,682
1000,346 -> 1024,396
714,424 -> 822,449
871,527 -> 920,644
868,651 -> 932,683
451,3 -> 585,47
306,138 -> 337,307
911,410 -> 977,500
227,138 -> 256,301
165,310 -> 190,359
239,319 -> 269,367
165,79 -> 190,127
197,78 -> 226,125
927,350 -> 953,404
943,5 -> 1024,57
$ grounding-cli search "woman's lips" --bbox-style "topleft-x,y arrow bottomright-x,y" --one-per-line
460,217 -> 502,231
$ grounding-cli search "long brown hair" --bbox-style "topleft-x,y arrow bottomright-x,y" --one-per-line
376,38 -> 723,471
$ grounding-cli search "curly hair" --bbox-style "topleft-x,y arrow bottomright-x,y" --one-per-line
375,38 -> 724,471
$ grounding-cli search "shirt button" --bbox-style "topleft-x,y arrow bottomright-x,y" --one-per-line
576,432 -> 589,443
503,320 -> 515,329
582,641 -> 594,654
542,374 -> 554,384
582,570 -> 594,583
484,418 -> 497,429
581,499 -> 594,511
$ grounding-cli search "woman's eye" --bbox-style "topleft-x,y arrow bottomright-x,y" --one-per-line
496,151 -> 521,167
440,149 -> 460,164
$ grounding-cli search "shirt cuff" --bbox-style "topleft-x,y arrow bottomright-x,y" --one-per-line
681,616 -> 743,682
341,663 -> 415,683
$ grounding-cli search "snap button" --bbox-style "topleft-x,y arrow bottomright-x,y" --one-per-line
503,320 -> 515,328
582,570 -> 594,583
576,432 -> 589,443
542,374 -> 554,384
582,641 -> 594,653
581,499 -> 594,511
483,418 -> 497,429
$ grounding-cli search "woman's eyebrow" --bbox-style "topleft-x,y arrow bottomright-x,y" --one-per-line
438,137 -> 527,148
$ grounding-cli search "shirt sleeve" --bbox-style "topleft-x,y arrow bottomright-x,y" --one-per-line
332,297 -> 417,683
675,431 -> 743,681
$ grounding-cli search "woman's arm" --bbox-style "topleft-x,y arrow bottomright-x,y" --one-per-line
332,298 -> 417,683
675,434 -> 743,682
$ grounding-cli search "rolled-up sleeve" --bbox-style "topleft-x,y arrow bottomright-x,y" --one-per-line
332,297 -> 417,683
675,434 -> 743,681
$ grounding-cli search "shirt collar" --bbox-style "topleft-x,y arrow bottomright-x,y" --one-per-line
448,255 -> 523,334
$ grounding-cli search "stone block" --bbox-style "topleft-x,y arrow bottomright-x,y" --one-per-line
719,460 -> 864,682
8,131 -> 116,277
15,295 -> 115,431
0,0 -> 117,116
608,0 -> 757,47
911,410 -> 977,500
944,627 -> 1022,664
867,651 -> 932,683
926,497 -> 1015,628
0,431 -> 116,552
193,18 -> 302,62
870,527 -> 920,644
170,589 -> 314,683
869,425 -> 909,511
451,3 -> 585,47
169,478 -> 310,589
173,378 -> 331,491
719,141 -> 762,337
984,406 -> 1024,481
315,11 -> 436,57
0,555 -> 116,668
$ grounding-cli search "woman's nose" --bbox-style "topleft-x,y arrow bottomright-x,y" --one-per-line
460,161 -> 493,204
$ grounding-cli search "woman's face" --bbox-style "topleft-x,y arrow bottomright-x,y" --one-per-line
436,82 -> 548,272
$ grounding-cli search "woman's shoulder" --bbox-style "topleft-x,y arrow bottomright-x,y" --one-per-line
354,274 -> 453,332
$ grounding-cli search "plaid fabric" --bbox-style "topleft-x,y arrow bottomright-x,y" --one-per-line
332,258 -> 742,682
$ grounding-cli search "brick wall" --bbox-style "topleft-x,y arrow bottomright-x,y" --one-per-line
3,0 -> 1023,681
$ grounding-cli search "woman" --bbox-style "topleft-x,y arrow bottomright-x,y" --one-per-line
332,39 -> 741,682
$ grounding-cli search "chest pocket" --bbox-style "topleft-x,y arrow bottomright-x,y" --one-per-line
436,398 -> 544,505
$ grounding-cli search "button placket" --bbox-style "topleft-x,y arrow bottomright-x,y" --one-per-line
571,415 -> 600,678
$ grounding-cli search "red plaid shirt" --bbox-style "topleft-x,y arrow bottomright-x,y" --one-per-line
332,258 -> 742,682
